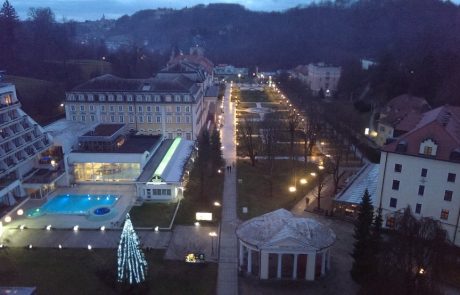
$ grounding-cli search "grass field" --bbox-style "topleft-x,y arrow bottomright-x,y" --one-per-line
0,248 -> 217,295
129,203 -> 177,228
240,90 -> 271,102
237,159 -> 317,220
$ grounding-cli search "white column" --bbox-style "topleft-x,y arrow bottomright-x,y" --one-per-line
292,254 -> 298,279
239,242 -> 244,269
327,249 -> 331,270
306,253 -> 316,281
321,251 -> 326,275
277,254 -> 282,279
260,252 -> 269,279
247,248 -> 252,274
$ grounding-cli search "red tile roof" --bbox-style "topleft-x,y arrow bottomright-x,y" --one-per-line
168,54 -> 214,74
379,94 -> 430,128
383,105 -> 460,161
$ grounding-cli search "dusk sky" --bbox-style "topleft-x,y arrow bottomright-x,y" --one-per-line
9,0 -> 326,20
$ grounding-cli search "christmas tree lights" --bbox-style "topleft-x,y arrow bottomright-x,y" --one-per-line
117,214 -> 148,284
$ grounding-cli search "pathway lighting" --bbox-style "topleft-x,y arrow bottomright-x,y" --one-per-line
289,186 -> 297,193
87,244 -> 92,250
318,165 -> 325,170
73,225 -> 79,232
194,222 -> 200,227
419,268 -> 425,274
17,209 -> 23,216
310,172 -> 317,177
100,226 -> 105,231
58,244 -> 62,249
214,202 -> 221,207
4,216 -> 11,223
28,244 -> 32,249
300,179 -> 307,185
154,226 -> 159,232
19,224 -> 26,230
46,225 -> 52,231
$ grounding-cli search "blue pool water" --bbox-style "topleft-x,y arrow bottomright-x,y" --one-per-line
28,194 -> 119,217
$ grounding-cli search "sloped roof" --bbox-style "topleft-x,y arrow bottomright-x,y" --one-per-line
335,164 -> 379,206
168,54 -> 214,74
383,105 -> 460,161
236,209 -> 336,252
380,94 -> 430,128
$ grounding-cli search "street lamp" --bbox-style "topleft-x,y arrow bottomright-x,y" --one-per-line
289,186 -> 296,193
213,201 -> 221,207
209,231 -> 217,256
300,178 -> 307,185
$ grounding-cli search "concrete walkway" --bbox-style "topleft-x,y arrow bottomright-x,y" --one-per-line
217,83 -> 239,295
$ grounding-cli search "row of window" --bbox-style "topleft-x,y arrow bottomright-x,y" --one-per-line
68,93 -> 192,103
392,180 -> 455,202
72,114 -> 192,124
388,198 -> 450,220
70,104 -> 191,113
394,164 -> 456,182
146,188 -> 172,197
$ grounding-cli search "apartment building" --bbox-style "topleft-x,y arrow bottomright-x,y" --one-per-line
305,63 -> 341,96
376,105 -> 460,246
64,73 -> 208,140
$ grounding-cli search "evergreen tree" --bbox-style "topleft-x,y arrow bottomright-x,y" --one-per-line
210,127 -> 223,174
351,189 -> 375,283
117,214 -> 148,285
0,0 -> 19,70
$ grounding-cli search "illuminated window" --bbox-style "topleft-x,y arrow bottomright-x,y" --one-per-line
440,209 -> 449,220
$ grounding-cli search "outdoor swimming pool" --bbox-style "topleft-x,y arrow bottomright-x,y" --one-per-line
28,194 -> 119,217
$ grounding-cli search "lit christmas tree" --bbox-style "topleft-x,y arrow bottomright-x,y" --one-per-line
117,214 -> 148,284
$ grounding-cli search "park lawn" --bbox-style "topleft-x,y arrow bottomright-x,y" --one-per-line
129,202 -> 177,228
238,102 -> 257,108
0,248 -> 217,295
240,90 -> 271,102
237,159 -> 317,220
174,167 -> 224,225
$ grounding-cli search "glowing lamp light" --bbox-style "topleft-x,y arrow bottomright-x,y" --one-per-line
87,245 -> 92,250
300,179 -> 307,185
19,224 -> 26,230
0,244 -> 3,248
17,209 -> 24,216
46,225 -> 52,231
364,128 -> 370,135
218,169 -> 222,174
419,268 -> 425,274
58,244 -> 62,249
73,225 -> 79,232
289,186 -> 297,193
320,141 -> 325,146
28,244 -> 33,249
318,165 -> 325,170
209,231 -> 217,237
4,216 -> 12,223
214,201 -> 221,207
310,172 -> 317,177
194,222 -> 200,227
325,154 -> 331,158
154,226 -> 159,232
100,226 -> 106,231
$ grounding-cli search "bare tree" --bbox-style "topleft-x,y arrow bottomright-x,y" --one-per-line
260,114 -> 280,198
328,138 -> 346,195
239,117 -> 259,166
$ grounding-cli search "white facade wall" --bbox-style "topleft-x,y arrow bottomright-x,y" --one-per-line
377,152 -> 460,245
306,64 -> 341,94
67,152 -> 151,169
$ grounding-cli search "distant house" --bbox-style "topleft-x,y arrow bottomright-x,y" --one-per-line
376,105 -> 460,246
214,64 -> 249,78
291,63 -> 341,97
375,94 -> 431,146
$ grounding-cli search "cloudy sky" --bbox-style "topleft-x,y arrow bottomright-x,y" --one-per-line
9,0 -> 321,20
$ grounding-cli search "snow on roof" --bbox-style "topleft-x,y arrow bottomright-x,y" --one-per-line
236,209 -> 336,252
161,138 -> 194,183
44,119 -> 96,154
334,164 -> 379,206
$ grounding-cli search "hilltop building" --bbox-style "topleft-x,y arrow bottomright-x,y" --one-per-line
376,105 -> 460,246
291,63 -> 341,96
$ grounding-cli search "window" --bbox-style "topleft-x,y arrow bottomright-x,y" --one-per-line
110,105 -> 114,112
108,95 -> 114,102
119,116 -> 124,123
184,95 -> 191,102
80,105 -> 85,111
185,106 -> 191,112
128,106 -> 133,112
129,116 -> 134,123
448,173 -> 456,183
176,132 -> 182,138
147,116 -> 152,123
136,95 -> 143,102
81,115 -> 86,121
415,203 -> 422,214
155,106 -> 160,112
165,95 -> 172,102
186,133 -> 191,140
176,116 -> 181,123
156,116 -> 161,123
110,115 -> 115,123
176,106 -> 181,113
145,95 -> 152,102
166,116 -> 172,123
127,95 -> 133,102
146,106 -> 151,112
90,115 -> 95,122
392,180 -> 400,190
101,105 -> 105,112
389,197 -> 397,208
78,94 -> 85,101
89,105 -> 94,111
168,133 -> 173,139
118,105 -> 123,112
98,94 -> 105,101
421,168 -> 428,177
386,217 -> 395,228
116,94 -> 123,102
138,116 -> 144,123
186,116 -> 191,123
166,106 -> 172,113
394,164 -> 402,173
72,115 -> 76,121
418,185 -> 425,196
138,106 -> 143,113
441,209 -> 449,220
71,105 -> 76,111
423,146 -> 432,156
174,95 -> 181,102
444,190 -> 453,202
154,95 -> 161,102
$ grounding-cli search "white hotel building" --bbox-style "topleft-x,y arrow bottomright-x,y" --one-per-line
376,106 -> 460,246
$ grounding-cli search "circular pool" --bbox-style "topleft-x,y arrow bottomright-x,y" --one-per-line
93,207 -> 111,216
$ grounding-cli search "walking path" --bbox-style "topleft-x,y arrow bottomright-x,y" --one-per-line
217,83 -> 239,295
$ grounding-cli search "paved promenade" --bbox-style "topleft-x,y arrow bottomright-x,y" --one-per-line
217,83 -> 239,295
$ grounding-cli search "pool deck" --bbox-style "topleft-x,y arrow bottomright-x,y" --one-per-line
3,184 -> 136,230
